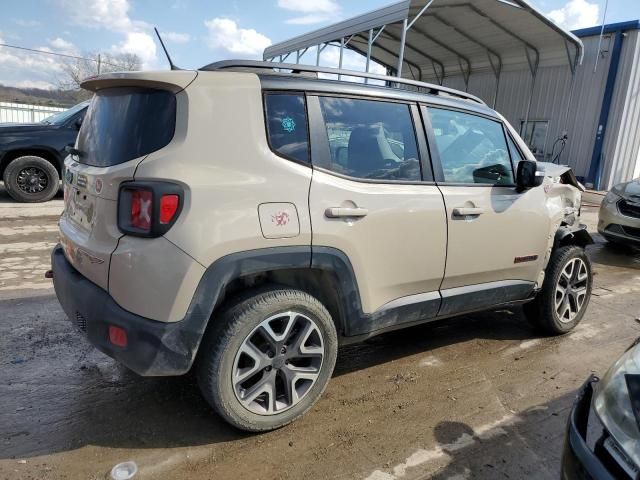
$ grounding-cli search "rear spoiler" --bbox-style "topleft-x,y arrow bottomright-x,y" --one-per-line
81,70 -> 197,93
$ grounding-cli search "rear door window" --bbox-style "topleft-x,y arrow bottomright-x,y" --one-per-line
264,93 -> 310,164
317,97 -> 421,181
427,107 -> 514,185
77,87 -> 176,167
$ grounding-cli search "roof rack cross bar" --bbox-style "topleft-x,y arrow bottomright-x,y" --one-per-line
199,60 -> 485,105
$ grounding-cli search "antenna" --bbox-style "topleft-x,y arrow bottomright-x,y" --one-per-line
154,27 -> 180,70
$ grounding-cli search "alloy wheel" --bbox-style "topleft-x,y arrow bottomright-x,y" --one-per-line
232,311 -> 325,415
555,257 -> 589,323
16,166 -> 48,194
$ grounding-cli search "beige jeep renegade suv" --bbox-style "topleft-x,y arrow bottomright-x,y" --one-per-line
52,61 -> 593,432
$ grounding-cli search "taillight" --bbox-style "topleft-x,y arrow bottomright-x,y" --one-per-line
159,194 -> 179,224
118,182 -> 183,237
108,325 -> 128,347
130,189 -> 153,231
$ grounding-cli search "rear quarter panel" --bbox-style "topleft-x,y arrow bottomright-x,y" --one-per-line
134,71 -> 313,267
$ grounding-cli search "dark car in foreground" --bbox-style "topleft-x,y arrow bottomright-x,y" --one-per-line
563,338 -> 640,479
0,101 -> 89,202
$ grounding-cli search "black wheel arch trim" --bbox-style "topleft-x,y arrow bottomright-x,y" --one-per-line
192,246 -> 535,345
53,243 -> 541,376
555,224 -> 594,249
137,244 -> 538,367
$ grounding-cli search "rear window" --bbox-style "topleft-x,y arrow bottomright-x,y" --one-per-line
264,93 -> 310,164
77,87 -> 176,167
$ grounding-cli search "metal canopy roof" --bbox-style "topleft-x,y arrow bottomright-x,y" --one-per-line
263,0 -> 584,86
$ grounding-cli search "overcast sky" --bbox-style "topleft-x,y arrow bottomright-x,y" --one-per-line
1,0 -> 638,90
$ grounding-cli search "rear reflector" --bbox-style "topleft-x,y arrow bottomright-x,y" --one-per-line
130,189 -> 152,231
108,325 -> 128,347
159,194 -> 179,224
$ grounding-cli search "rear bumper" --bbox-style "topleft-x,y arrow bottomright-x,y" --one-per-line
51,244 -> 202,376
561,376 -> 616,480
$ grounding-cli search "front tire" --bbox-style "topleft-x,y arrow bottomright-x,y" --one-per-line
3,155 -> 59,203
197,288 -> 338,432
524,246 -> 592,335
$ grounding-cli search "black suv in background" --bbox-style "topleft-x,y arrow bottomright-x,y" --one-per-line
0,101 -> 89,202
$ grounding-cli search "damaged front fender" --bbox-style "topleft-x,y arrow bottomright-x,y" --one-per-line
537,162 -> 585,192
534,162 -> 591,288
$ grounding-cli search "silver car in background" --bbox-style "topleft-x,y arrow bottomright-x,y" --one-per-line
598,179 -> 640,247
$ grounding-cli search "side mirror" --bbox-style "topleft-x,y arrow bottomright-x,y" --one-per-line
516,160 -> 543,191
74,117 -> 83,130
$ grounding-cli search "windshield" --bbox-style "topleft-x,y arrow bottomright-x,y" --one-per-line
40,102 -> 88,125
76,87 -> 176,167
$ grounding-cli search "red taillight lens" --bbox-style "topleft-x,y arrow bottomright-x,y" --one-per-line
108,325 -> 128,347
118,182 -> 182,237
130,189 -> 152,231
159,194 -> 179,224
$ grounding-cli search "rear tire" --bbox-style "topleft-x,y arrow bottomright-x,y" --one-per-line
3,155 -> 59,203
197,288 -> 338,432
524,246 -> 592,335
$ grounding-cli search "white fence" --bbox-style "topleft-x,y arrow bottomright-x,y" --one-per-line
0,102 -> 67,124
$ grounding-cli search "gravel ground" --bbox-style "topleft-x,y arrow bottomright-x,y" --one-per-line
1,186 -> 639,480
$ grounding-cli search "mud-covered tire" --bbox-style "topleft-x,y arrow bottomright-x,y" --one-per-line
197,288 -> 338,432
3,155 -> 59,203
524,246 -> 592,335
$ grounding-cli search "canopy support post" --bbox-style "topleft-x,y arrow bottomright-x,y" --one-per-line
364,25 -> 386,83
523,46 -> 540,141
355,35 -> 422,82
559,39 -> 579,145
384,29 -> 444,81
457,57 -> 471,91
432,62 -> 443,85
488,52 -> 502,108
398,0 -> 436,79
316,43 -> 328,66
295,47 -> 309,65
366,29 -> 373,77
338,37 -> 344,80
397,17 -> 408,78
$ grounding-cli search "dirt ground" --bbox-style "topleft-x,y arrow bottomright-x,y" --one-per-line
1,186 -> 639,480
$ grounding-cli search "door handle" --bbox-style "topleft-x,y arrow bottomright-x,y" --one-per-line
452,207 -> 485,216
325,207 -> 369,218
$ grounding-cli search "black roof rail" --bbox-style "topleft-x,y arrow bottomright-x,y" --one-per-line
199,60 -> 486,105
